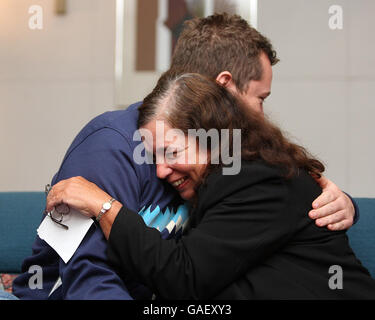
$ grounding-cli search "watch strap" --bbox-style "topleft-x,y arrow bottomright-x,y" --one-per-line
96,198 -> 116,222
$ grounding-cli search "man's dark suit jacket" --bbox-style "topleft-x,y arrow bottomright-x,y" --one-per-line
107,160 -> 375,299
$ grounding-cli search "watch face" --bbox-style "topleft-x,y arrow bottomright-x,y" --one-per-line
103,202 -> 111,210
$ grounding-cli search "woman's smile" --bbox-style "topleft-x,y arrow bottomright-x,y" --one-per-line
170,176 -> 190,190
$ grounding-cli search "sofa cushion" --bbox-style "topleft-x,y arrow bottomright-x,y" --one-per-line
0,192 -> 45,273
347,198 -> 375,278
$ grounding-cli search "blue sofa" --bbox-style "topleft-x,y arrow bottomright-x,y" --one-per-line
0,193 -> 374,278
0,192 -> 45,274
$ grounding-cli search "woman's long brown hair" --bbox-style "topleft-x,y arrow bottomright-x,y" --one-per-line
138,72 -> 324,187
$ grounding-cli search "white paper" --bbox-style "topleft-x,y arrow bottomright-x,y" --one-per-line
37,209 -> 94,263
49,277 -> 62,297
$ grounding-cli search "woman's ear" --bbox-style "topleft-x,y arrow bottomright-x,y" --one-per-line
216,71 -> 235,89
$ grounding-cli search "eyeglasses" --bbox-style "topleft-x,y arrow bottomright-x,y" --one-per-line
44,184 -> 70,230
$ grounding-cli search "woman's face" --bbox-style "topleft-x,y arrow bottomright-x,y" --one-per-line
141,119 -> 208,201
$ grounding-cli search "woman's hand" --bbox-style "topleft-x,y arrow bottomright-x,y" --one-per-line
46,176 -> 112,219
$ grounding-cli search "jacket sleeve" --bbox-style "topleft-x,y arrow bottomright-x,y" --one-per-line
12,236 -> 61,299
56,127 -> 145,300
14,127 -> 144,300
343,192 -> 360,225
107,164 -> 295,299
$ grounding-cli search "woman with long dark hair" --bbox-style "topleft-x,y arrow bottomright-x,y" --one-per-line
46,73 -> 375,299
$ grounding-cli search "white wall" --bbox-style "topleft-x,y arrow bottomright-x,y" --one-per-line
0,0 -> 116,191
117,0 -> 162,107
1,0 -> 374,197
258,0 -> 375,197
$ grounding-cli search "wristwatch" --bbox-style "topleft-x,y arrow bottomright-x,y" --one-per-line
96,198 -> 116,222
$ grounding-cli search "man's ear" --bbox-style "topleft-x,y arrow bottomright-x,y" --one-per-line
216,71 -> 236,90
